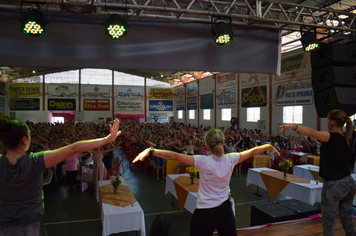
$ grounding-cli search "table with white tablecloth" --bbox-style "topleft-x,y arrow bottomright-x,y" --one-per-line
165,174 -> 235,215
247,168 -> 322,205
98,180 -> 146,236
293,164 -> 320,181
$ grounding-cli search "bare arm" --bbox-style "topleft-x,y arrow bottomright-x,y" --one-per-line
133,148 -> 194,166
279,123 -> 330,143
238,144 -> 280,163
43,120 -> 121,168
146,141 -> 156,147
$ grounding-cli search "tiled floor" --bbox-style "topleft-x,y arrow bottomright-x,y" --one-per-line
43,156 -> 356,236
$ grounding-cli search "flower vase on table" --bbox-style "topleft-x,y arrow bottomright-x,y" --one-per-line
278,158 -> 293,178
186,167 -> 198,185
110,175 -> 123,194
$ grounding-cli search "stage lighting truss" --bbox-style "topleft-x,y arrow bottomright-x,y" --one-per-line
105,14 -> 127,40
20,8 -> 47,36
211,18 -> 233,45
300,28 -> 319,52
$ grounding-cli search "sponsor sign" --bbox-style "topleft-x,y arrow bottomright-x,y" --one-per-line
117,86 -> 143,99
217,73 -> 236,90
48,84 -> 76,97
149,113 -> 168,121
186,82 -> 197,96
281,53 -> 304,73
9,84 -> 40,97
83,85 -> 110,97
48,99 -> 76,110
275,80 -> 313,106
10,98 -> 40,110
0,96 -> 5,110
176,98 -> 185,110
149,88 -> 173,99
218,90 -> 236,107
187,96 -> 197,110
200,93 -> 214,109
0,82 -> 5,96
83,99 -> 110,111
116,100 -> 143,111
149,100 -> 173,111
241,86 -> 267,107
241,73 -> 268,87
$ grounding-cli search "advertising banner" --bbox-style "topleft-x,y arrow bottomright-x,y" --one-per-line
116,86 -> 143,100
149,100 -> 173,111
149,88 -> 173,99
48,99 -> 76,110
200,93 -> 214,109
0,82 -> 5,96
176,98 -> 185,110
10,98 -> 40,110
0,96 -> 5,110
218,90 -> 236,108
241,86 -> 267,107
83,85 -> 110,97
9,84 -> 40,97
116,100 -> 143,111
241,73 -> 268,87
217,73 -> 236,90
275,80 -> 313,106
83,99 -> 110,111
187,96 -> 197,110
48,84 -> 76,97
149,113 -> 169,122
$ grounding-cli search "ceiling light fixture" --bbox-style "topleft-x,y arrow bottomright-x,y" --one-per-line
300,28 -> 319,52
21,9 -> 47,36
211,18 -> 233,45
105,14 -> 127,40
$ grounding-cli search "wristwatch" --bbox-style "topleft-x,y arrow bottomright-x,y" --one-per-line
149,147 -> 154,158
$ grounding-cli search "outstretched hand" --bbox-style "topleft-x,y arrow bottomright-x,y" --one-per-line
107,119 -> 121,142
279,123 -> 293,134
266,144 -> 281,156
132,148 -> 150,163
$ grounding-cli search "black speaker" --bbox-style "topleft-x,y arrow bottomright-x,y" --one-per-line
250,202 -> 296,226
277,199 -> 320,219
311,43 -> 356,69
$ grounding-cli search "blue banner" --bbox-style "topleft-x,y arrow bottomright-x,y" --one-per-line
176,98 -> 185,110
187,96 -> 197,110
200,93 -> 214,109
149,100 -> 173,111
218,90 -> 236,107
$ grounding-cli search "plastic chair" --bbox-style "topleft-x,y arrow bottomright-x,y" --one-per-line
149,214 -> 177,236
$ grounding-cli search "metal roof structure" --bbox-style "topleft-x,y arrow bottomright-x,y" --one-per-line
0,0 -> 355,85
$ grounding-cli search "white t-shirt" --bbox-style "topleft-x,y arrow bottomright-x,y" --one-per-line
194,153 -> 240,209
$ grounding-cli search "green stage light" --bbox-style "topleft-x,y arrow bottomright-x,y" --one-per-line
212,22 -> 233,45
21,9 -> 47,36
105,14 -> 127,40
301,31 -> 319,52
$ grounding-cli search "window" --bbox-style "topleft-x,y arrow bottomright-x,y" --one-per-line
178,110 -> 183,119
221,108 -> 231,121
203,109 -> 210,120
247,107 -> 260,122
189,110 -> 195,119
283,106 -> 303,124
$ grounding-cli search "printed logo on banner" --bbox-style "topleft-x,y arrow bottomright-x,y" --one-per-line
241,86 -> 267,107
186,82 -> 198,95
48,99 -> 76,110
83,85 -> 110,97
149,100 -> 173,111
149,113 -> 168,119
187,96 -> 197,110
10,98 -> 40,111
218,90 -> 235,107
176,98 -> 185,110
148,88 -> 173,99
275,80 -> 313,106
217,73 -> 236,90
117,87 -> 142,99
83,99 -> 110,111
116,100 -> 143,110
9,84 -> 40,97
48,84 -> 76,97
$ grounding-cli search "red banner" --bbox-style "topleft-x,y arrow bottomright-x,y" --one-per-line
83,99 -> 110,111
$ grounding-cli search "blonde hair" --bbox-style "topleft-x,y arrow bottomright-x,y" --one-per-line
328,109 -> 353,146
205,129 -> 225,157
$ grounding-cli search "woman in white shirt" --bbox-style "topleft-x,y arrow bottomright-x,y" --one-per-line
133,129 -> 279,236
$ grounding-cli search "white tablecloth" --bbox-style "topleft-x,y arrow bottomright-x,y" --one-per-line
246,168 -> 322,205
293,164 -> 320,181
98,180 -> 146,236
165,174 -> 235,215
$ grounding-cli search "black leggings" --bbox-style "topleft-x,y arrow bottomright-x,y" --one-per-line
190,199 -> 236,236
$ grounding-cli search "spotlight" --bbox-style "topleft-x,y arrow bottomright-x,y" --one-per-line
105,14 -> 127,40
211,21 -> 233,45
300,29 -> 319,52
21,9 -> 47,36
